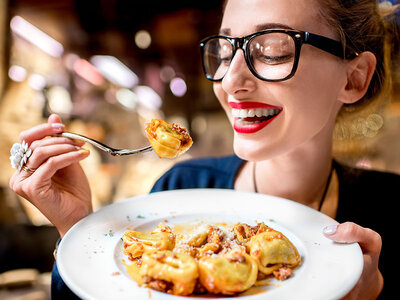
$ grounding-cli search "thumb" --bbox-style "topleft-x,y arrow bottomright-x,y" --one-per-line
323,222 -> 381,255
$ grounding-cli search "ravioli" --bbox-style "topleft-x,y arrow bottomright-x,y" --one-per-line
198,249 -> 258,295
122,224 -> 175,259
247,228 -> 301,275
122,221 -> 301,296
145,119 -> 193,158
140,250 -> 198,296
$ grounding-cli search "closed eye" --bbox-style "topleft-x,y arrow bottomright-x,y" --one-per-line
258,54 -> 293,65
220,56 -> 232,65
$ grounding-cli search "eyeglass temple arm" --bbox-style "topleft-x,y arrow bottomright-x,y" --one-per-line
304,32 -> 358,59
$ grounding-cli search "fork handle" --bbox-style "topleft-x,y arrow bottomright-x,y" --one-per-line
59,132 -> 153,156
59,132 -> 115,154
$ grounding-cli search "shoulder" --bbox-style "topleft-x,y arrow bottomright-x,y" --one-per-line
335,160 -> 400,195
335,159 -> 400,223
150,155 -> 244,192
334,162 -> 400,298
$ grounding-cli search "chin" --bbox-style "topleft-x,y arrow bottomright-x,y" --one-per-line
232,128 -> 303,162
233,134 -> 276,162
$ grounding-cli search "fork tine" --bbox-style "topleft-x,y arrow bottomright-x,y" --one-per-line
112,145 -> 153,156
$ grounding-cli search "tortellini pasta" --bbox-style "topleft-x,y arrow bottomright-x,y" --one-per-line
145,119 -> 193,158
247,228 -> 301,275
140,250 -> 198,296
122,224 -> 175,259
234,222 -> 270,242
122,221 -> 301,296
198,249 -> 258,295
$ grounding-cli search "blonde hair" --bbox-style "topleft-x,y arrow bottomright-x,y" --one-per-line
320,0 -> 399,105
221,0 -> 399,104
317,0 -> 400,153
220,0 -> 399,152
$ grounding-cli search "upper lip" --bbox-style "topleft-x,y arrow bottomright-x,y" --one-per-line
228,101 -> 282,110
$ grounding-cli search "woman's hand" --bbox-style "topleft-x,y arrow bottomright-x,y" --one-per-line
9,114 -> 92,238
323,222 -> 383,300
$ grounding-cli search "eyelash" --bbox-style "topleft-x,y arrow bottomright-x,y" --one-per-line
256,54 -> 293,64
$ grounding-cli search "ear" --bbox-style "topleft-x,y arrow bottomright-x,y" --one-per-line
338,51 -> 377,104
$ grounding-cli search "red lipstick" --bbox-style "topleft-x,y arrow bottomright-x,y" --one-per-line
228,101 -> 282,134
229,101 -> 280,109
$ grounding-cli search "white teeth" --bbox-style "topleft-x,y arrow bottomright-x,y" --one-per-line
231,108 -> 280,118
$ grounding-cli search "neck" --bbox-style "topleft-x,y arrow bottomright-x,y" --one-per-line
234,120 -> 336,210
254,135 -> 333,209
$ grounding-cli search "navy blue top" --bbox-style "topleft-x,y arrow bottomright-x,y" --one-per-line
151,155 -> 244,191
53,155 -> 399,299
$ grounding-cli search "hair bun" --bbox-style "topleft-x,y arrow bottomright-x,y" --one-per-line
377,1 -> 400,17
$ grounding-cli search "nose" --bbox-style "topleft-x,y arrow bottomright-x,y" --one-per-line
221,49 -> 257,96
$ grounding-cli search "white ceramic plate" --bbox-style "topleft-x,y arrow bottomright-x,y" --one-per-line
57,189 -> 363,300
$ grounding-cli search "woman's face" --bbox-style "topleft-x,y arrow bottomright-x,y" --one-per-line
214,0 -> 347,161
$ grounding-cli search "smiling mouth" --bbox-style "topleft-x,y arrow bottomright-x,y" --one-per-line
228,102 -> 283,134
232,108 -> 281,124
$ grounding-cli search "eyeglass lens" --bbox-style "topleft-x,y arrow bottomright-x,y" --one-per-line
203,32 -> 296,81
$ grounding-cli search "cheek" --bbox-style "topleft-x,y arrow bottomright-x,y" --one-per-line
279,72 -> 342,143
285,53 -> 345,116
234,62 -> 345,160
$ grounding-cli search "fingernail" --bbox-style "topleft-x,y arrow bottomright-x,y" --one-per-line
52,123 -> 65,131
78,149 -> 90,155
72,139 -> 85,145
323,225 -> 338,235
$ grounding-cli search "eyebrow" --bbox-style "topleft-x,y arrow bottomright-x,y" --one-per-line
219,23 -> 295,35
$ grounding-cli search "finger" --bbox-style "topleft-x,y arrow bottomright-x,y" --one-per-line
48,113 -> 62,124
13,144 -> 85,181
30,136 -> 85,150
9,170 -> 20,190
33,148 -> 90,182
24,144 -> 85,170
323,222 -> 382,255
19,123 -> 65,145
10,148 -> 90,196
9,138 -> 84,186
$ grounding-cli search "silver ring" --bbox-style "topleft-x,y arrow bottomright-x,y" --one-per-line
10,140 -> 32,171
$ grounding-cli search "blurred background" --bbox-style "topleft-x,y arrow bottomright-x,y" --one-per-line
0,0 -> 399,299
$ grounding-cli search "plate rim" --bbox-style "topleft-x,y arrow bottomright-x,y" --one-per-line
57,188 -> 363,300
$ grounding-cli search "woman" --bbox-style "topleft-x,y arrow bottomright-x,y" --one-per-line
9,0 -> 400,298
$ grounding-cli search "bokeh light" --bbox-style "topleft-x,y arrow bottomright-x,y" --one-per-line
160,65 -> 176,82
28,74 -> 47,90
169,77 -> 187,97
116,88 -> 139,110
135,30 -> 152,49
47,85 -> 73,115
8,65 -> 27,82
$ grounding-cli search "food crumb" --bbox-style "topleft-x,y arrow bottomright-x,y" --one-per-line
111,271 -> 121,276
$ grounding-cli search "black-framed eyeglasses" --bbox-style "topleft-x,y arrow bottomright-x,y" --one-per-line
200,29 -> 358,82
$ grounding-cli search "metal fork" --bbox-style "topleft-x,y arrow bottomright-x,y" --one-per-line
59,132 -> 153,156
